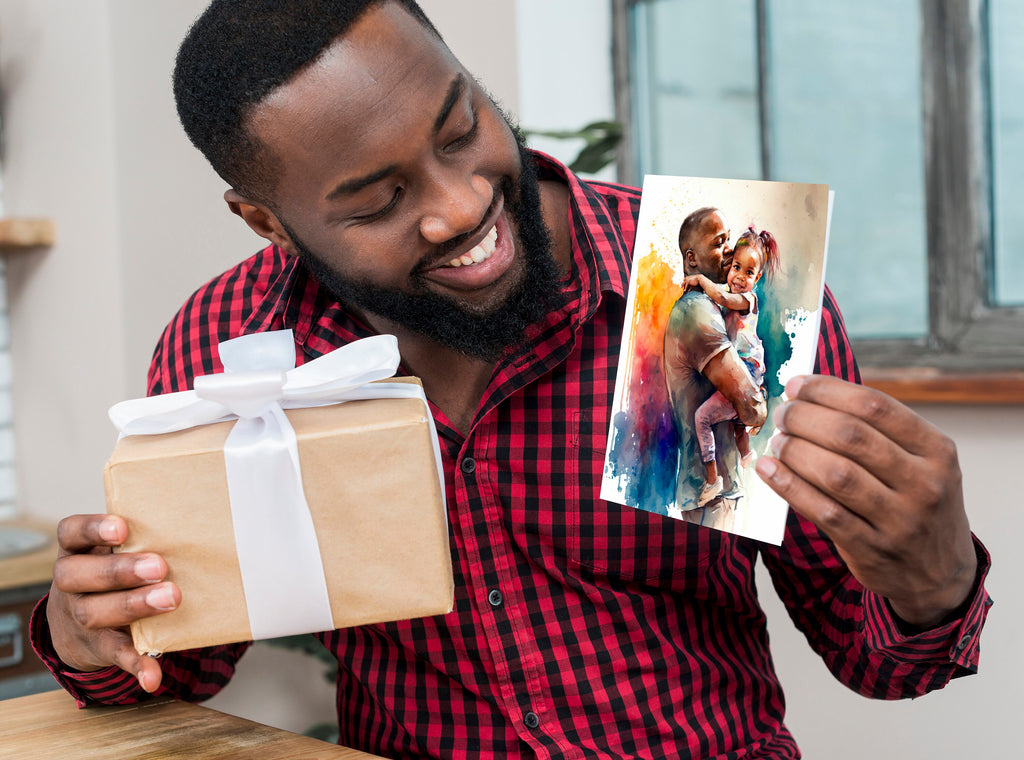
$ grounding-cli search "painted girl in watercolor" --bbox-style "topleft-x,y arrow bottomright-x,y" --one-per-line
682,227 -> 780,506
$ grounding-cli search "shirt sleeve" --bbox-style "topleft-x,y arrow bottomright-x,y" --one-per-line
666,292 -> 732,374
758,285 -> 993,699
29,595 -> 251,707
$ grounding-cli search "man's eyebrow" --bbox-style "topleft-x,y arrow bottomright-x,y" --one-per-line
326,164 -> 398,202
325,75 -> 467,203
434,74 -> 466,134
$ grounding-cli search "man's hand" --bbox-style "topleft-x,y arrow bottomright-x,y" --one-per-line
46,514 -> 180,693
703,349 -> 767,429
755,375 -> 977,629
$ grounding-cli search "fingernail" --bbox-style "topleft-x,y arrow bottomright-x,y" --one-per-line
98,518 -> 120,542
786,375 -> 807,397
146,585 -> 176,611
772,405 -> 787,431
756,457 -> 777,479
769,432 -> 787,456
135,557 -> 164,583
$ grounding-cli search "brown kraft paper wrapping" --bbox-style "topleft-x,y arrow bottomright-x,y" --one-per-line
103,396 -> 454,655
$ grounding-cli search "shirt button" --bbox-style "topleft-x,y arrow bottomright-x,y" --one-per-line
487,589 -> 503,607
460,457 -> 476,474
956,634 -> 972,651
524,711 -> 540,729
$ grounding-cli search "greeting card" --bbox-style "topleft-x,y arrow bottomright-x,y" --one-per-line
601,175 -> 832,544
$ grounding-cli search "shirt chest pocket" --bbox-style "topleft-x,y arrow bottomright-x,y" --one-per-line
564,412 -> 724,587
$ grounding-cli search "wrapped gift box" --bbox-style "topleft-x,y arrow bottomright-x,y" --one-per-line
104,340 -> 453,655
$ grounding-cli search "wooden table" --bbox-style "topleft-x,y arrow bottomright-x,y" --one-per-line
0,689 -> 386,759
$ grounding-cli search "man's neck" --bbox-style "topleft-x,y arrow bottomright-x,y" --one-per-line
538,179 -> 572,277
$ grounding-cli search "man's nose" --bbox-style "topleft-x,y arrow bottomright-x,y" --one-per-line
419,171 -> 493,245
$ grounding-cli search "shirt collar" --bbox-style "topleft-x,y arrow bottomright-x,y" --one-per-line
532,150 -> 631,310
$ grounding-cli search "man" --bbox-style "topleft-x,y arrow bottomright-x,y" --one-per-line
664,207 -> 766,513
34,1 -> 990,758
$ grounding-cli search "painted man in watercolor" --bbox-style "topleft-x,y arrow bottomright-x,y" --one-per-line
663,206 -> 766,511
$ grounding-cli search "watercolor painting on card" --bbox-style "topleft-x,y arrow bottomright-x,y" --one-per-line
601,175 -> 832,545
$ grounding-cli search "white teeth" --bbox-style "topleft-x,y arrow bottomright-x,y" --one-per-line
445,224 -> 498,268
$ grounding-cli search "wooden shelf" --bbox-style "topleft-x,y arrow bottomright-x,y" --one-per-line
0,518 -> 56,591
0,218 -> 54,249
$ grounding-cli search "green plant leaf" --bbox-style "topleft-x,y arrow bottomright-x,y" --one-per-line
523,120 -> 623,175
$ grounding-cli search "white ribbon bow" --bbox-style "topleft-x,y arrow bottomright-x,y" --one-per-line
111,330 -> 402,435
109,330 -> 440,641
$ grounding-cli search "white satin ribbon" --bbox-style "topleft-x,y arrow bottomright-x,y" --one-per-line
109,330 -> 442,641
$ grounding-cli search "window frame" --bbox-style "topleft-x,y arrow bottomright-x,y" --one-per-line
612,0 -> 1024,402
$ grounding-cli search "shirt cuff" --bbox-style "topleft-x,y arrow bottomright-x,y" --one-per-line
29,594 -> 148,707
861,535 -> 993,672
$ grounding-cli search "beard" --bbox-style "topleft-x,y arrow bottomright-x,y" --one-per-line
287,138 -> 565,362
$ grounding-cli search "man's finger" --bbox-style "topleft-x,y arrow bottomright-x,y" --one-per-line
57,514 -> 127,556
53,552 -> 168,594
66,583 -> 180,631
772,398 -> 910,490
755,447 -> 874,544
767,431 -> 895,528
100,629 -> 164,693
786,375 -> 938,457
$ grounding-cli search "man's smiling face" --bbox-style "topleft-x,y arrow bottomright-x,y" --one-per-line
684,211 -> 733,283
243,2 -> 561,359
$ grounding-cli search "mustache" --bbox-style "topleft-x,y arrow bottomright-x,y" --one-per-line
416,182 -> 504,272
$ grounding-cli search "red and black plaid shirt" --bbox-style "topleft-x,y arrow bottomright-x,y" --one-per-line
33,153 -> 991,758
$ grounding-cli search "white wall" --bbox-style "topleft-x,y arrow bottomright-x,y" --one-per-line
516,0 -> 617,180
0,0 -> 262,525
759,403 -> 1018,758
1,0 -> 125,523
0,1 -> 1017,754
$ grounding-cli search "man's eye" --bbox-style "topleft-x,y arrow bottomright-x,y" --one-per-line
444,112 -> 479,153
353,188 -> 402,222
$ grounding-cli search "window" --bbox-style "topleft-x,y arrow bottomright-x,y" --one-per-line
613,0 -> 1024,385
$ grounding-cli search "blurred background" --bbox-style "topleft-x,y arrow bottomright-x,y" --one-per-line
0,1 -> 1017,757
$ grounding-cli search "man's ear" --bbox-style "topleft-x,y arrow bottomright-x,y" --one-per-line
224,189 -> 298,256
684,248 -> 697,269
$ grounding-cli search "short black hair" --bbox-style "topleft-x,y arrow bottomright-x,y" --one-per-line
678,206 -> 719,253
173,0 -> 440,205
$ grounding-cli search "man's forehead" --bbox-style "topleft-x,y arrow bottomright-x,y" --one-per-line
245,2 -> 460,172
699,213 -> 727,236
